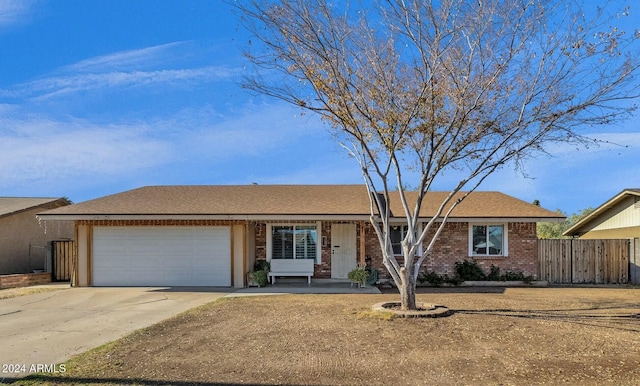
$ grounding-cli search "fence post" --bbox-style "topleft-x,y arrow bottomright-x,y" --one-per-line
631,238 -> 639,284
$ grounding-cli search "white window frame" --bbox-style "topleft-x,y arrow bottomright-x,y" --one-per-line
266,222 -> 322,264
389,223 -> 423,257
468,223 -> 508,257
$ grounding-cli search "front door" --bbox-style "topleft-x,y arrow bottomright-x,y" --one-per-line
331,223 -> 357,279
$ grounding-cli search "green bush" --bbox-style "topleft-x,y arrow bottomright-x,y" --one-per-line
254,260 -> 271,272
418,271 -> 446,286
348,266 -> 368,286
487,265 -> 501,281
454,260 -> 487,281
249,269 -> 269,287
418,261 -> 534,286
502,270 -> 535,284
417,271 -> 462,286
248,260 -> 271,287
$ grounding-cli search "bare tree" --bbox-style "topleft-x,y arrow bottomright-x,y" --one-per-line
232,0 -> 640,310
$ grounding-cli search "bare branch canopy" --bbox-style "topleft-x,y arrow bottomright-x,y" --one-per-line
232,0 -> 640,309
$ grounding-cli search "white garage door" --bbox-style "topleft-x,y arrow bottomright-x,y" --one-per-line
93,226 -> 231,286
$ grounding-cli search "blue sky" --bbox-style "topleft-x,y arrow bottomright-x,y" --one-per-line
1,0 -> 639,216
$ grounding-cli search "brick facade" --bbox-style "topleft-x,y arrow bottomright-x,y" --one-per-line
0,272 -> 52,289
79,218 -> 539,285
253,220 -> 539,281
417,222 -> 539,278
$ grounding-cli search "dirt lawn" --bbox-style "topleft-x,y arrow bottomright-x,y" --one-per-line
21,287 -> 640,385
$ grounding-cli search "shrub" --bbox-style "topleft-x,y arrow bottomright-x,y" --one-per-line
487,265 -> 501,281
502,270 -> 535,284
248,269 -> 269,287
348,265 -> 368,287
254,260 -> 270,272
418,261 -> 534,285
418,271 -> 446,286
248,260 -> 271,287
417,271 -> 463,286
454,260 -> 487,281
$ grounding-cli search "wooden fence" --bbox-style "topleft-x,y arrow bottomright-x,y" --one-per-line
631,239 -> 640,285
52,240 -> 75,282
538,239 -> 630,284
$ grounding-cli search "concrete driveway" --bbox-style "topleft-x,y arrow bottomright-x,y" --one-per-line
0,285 -> 230,379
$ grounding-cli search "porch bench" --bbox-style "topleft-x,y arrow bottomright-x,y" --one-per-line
268,259 -> 314,286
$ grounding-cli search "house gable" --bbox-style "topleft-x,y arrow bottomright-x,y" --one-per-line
563,189 -> 640,238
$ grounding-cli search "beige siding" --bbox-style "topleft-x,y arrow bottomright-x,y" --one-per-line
589,196 -> 640,232
579,226 -> 640,239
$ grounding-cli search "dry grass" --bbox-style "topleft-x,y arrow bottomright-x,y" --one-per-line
0,286 -> 64,300
19,287 -> 640,386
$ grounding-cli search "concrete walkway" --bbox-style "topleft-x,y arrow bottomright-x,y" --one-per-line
0,285 -> 229,380
228,279 -> 381,297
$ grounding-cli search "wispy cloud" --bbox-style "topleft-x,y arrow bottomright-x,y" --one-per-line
4,66 -> 236,101
177,103 -> 326,158
0,41 -> 239,101
0,115 -> 173,189
64,42 -> 189,73
0,0 -> 36,28
0,101 -> 338,196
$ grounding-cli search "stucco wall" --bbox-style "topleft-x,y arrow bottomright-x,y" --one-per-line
0,207 -> 73,275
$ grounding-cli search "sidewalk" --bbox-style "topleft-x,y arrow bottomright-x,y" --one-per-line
227,278 -> 381,297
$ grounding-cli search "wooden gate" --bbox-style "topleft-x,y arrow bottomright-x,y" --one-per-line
52,240 -> 75,282
539,239 -> 629,284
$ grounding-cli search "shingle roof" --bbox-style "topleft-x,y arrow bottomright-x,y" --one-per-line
388,190 -> 562,219
38,185 -> 563,221
0,197 -> 70,218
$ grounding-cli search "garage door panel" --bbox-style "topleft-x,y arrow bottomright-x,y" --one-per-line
95,269 -> 153,286
93,226 -> 231,286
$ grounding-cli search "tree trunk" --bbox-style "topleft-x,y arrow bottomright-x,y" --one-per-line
399,267 -> 417,310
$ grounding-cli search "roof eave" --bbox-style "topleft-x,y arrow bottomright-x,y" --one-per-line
1,198 -> 70,219
563,189 -> 640,236
37,214 -> 374,221
38,214 -> 565,223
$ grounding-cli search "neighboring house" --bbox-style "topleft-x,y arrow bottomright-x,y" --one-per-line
563,189 -> 640,239
37,185 -> 563,288
0,197 -> 73,275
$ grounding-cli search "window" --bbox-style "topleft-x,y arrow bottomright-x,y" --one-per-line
389,224 -> 422,256
470,224 -> 507,257
390,225 -> 409,255
270,224 -> 318,260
